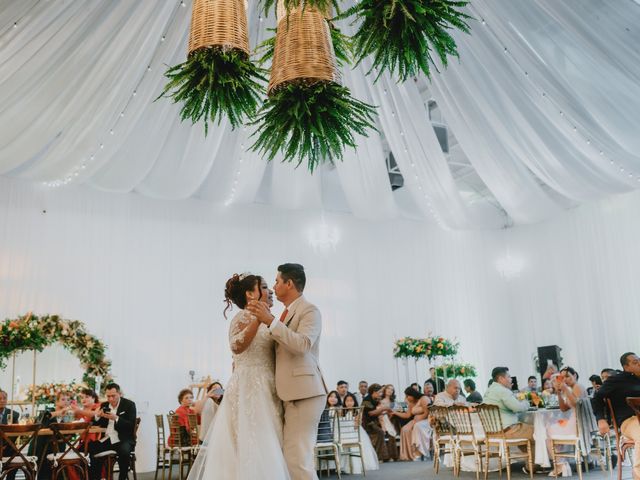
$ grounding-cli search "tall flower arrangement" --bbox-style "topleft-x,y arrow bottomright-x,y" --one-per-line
393,335 -> 459,359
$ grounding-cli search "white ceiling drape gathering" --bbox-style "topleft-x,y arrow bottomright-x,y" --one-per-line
1,0 -> 640,228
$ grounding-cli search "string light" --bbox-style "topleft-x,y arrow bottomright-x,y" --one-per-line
43,0 -> 186,189
477,13 -> 637,185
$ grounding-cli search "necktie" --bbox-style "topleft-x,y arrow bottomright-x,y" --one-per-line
279,309 -> 289,323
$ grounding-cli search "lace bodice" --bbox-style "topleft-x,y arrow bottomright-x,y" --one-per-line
228,310 -> 275,369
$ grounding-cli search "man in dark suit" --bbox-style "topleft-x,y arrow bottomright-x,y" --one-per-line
88,383 -> 137,480
0,389 -> 19,424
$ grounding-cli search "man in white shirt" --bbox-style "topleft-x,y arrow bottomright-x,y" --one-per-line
88,383 -> 137,480
355,381 -> 368,405
434,379 -> 467,407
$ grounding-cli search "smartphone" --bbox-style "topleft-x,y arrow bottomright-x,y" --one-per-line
211,388 -> 224,396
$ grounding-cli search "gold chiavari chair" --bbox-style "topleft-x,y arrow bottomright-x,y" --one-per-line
315,408 -> 341,478
607,399 -> 635,480
476,404 -> 533,480
430,405 -> 457,476
335,407 -> 366,476
448,406 -> 489,480
166,414 -> 195,480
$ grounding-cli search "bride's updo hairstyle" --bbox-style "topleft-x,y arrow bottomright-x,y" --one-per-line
224,273 -> 263,318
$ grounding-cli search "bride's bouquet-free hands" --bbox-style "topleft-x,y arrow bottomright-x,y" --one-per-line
246,300 -> 274,326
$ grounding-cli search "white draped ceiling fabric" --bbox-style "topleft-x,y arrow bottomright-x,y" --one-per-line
1,0 -> 640,229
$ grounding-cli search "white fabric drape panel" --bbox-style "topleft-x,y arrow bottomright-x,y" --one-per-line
3,178 -> 640,469
333,66 -> 398,220
2,0 -> 640,226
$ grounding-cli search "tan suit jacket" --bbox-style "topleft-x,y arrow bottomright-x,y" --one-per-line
269,295 -> 328,401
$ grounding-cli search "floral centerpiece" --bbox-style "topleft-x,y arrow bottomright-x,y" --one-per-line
393,335 -> 459,360
517,391 -> 545,408
26,382 -> 85,405
435,363 -> 477,378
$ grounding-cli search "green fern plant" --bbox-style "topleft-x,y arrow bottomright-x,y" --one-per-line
340,0 -> 472,82
250,81 -> 377,172
157,48 -> 265,133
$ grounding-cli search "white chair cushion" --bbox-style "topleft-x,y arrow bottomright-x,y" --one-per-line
46,452 -> 89,461
93,450 -> 118,458
315,442 -> 336,448
1,456 -> 38,465
488,438 -> 529,444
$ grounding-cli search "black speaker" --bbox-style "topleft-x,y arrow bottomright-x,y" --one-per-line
537,345 -> 563,379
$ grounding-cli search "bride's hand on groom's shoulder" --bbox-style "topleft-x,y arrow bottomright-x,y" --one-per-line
246,300 -> 275,326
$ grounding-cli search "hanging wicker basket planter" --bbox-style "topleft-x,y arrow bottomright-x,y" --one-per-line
251,1 -> 376,172
158,0 -> 265,133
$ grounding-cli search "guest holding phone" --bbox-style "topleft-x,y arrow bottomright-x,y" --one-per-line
194,382 -> 223,442
88,383 -> 137,480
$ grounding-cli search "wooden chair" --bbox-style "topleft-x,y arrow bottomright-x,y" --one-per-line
627,397 -> 640,422
334,407 -> 366,476
430,405 -> 457,476
476,404 -> 533,480
448,406 -> 488,480
186,414 -> 200,455
166,414 -> 195,480
0,423 -> 41,480
47,422 -> 92,480
606,398 -> 635,480
315,408 -> 341,478
99,417 -> 141,480
155,414 -> 171,480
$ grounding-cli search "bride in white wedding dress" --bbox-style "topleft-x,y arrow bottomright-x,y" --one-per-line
188,273 -> 290,480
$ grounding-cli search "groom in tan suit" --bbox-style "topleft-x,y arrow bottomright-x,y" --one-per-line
248,263 -> 328,480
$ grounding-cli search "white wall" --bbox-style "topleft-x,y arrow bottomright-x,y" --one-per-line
1,176 -> 639,470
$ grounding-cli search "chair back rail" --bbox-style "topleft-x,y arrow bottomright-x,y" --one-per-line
475,404 -> 505,437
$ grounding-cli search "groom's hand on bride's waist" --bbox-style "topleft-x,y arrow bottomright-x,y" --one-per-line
247,300 -> 275,326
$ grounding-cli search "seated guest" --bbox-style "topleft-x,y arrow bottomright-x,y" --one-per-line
542,378 -> 554,395
483,367 -> 535,459
48,391 -> 75,423
355,381 -> 368,405
410,388 -> 433,458
194,382 -> 223,442
362,383 -> 398,462
0,389 -> 19,424
546,367 -> 587,476
426,367 -> 445,393
587,374 -> 602,397
73,389 -> 102,441
379,384 -> 398,437
89,383 -> 137,480
464,379 -> 483,404
600,368 -> 617,383
395,387 -> 423,461
434,379 -> 467,407
336,381 -> 349,405
326,390 -> 342,411
524,376 -> 538,393
423,381 -> 435,402
341,393 -> 379,473
168,388 -> 198,446
593,352 -> 640,480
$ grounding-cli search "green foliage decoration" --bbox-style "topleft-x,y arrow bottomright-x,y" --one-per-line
0,313 -> 113,391
340,0 -> 472,81
158,47 -> 265,133
250,81 -> 377,172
